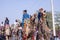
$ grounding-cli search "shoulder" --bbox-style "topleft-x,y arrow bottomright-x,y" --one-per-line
26,13 -> 29,15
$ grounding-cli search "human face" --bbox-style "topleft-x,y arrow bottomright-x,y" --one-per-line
39,8 -> 44,13
23,11 -> 27,14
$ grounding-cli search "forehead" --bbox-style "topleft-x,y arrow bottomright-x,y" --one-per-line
39,8 -> 43,11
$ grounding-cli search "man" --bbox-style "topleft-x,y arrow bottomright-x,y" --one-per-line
4,17 -> 9,26
1,22 -> 4,27
0,22 -> 4,32
38,8 -> 44,21
37,8 -> 44,31
22,10 -> 30,27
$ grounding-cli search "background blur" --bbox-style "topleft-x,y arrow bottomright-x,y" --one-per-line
0,0 -> 60,24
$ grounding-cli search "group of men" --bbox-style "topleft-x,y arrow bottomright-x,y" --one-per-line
0,8 -> 52,40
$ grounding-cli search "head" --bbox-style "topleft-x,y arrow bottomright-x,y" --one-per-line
44,10 -> 46,13
39,8 -> 44,13
23,10 -> 27,14
15,19 -> 18,22
1,22 -> 3,24
34,13 -> 37,17
30,15 -> 32,19
6,17 -> 8,20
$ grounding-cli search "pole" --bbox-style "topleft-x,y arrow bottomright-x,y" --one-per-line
51,0 -> 56,36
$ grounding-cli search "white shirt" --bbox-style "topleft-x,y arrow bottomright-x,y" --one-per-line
14,22 -> 19,29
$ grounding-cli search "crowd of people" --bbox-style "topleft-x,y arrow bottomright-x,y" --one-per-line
0,8 -> 60,40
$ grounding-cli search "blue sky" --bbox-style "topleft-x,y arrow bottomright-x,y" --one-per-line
0,0 -> 60,24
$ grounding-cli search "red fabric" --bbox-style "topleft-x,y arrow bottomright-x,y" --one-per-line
32,35 -> 34,40
23,34 -> 27,40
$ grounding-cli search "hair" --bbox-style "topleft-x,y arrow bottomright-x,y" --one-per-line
44,10 -> 46,12
1,22 -> 3,24
39,8 -> 43,11
6,17 -> 8,20
15,19 -> 18,22
23,10 -> 27,12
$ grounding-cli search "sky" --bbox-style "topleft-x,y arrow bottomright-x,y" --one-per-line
0,0 -> 60,24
